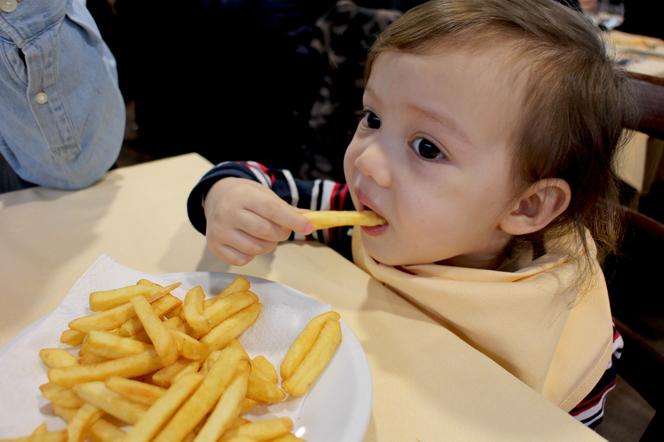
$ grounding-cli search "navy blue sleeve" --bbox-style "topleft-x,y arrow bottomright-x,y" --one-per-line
187,161 -> 356,259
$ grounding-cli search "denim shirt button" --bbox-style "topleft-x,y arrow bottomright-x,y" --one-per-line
35,92 -> 49,105
0,0 -> 17,13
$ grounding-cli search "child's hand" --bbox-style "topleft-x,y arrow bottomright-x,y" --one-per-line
203,178 -> 313,265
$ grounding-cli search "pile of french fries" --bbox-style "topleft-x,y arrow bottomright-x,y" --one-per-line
2,276 -> 342,442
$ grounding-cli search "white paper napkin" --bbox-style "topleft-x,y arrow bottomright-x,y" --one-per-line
0,255 -> 331,437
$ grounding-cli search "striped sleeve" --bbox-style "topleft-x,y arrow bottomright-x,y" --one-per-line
186,161 -> 355,258
569,326 -> 624,428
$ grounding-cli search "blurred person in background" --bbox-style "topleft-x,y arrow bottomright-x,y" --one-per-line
0,0 -> 125,193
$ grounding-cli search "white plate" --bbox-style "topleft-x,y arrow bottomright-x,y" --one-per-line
0,259 -> 372,442
161,272 -> 373,442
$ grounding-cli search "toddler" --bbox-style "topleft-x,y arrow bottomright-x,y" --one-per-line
188,0 -> 631,428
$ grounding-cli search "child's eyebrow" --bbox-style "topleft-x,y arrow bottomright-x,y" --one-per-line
406,103 -> 471,146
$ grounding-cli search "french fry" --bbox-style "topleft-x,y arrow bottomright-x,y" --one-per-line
170,329 -> 208,360
200,303 -> 262,352
282,319 -> 342,397
52,405 -> 125,442
280,311 -> 340,380
271,435 -> 305,442
152,359 -> 199,387
214,276 -> 250,299
73,382 -> 148,424
90,284 -> 161,311
183,286 -> 210,335
0,432 -> 66,442
82,330 -> 152,359
221,417 -> 293,441
70,286 -> 176,333
171,360 -> 202,384
200,350 -> 221,377
105,376 -> 167,406
48,349 -> 163,387
303,210 -> 385,230
23,276 -> 345,442
131,296 -> 179,366
120,295 -> 183,337
66,403 -> 102,442
247,369 -> 286,404
60,329 -> 85,346
69,302 -> 138,333
124,373 -> 203,442
163,316 -> 186,333
193,361 -> 250,442
39,383 -> 83,408
78,352 -> 108,365
202,291 -> 258,334
239,398 -> 259,414
39,349 -> 78,368
153,344 -> 246,442
251,356 -> 278,384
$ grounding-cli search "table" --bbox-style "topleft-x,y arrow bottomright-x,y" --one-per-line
0,154 -> 603,441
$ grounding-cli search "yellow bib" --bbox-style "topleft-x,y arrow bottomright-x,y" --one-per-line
352,229 -> 613,410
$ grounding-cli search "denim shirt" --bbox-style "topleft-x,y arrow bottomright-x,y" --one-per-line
0,0 -> 124,189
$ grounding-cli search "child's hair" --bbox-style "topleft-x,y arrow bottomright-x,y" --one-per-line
364,0 -> 636,264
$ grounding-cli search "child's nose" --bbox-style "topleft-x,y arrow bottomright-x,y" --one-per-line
355,143 -> 391,188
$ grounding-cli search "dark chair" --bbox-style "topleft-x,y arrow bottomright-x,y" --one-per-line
602,208 -> 664,441
601,71 -> 664,441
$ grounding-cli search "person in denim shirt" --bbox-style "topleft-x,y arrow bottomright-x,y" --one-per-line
0,0 -> 124,192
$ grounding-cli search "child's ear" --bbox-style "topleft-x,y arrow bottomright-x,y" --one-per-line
499,179 -> 571,236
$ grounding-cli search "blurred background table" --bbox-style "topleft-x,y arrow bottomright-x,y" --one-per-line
0,153 -> 603,441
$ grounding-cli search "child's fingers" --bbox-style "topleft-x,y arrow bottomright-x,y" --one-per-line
208,242 -> 253,267
235,210 -> 292,242
223,229 -> 278,257
251,198 -> 313,235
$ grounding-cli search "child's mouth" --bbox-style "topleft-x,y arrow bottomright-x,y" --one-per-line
361,224 -> 388,236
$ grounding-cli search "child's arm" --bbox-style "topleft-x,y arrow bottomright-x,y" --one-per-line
187,161 -> 356,264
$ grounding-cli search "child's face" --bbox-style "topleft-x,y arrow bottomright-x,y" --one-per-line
344,45 -> 527,268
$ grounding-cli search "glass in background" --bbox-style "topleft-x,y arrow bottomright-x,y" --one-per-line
581,0 -> 625,31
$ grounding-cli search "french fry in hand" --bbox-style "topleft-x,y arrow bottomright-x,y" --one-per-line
131,296 -> 179,366
280,311 -> 340,380
303,210 -> 386,230
282,319 -> 342,397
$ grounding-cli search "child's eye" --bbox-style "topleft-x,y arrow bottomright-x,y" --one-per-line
361,111 -> 381,129
411,137 -> 445,160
